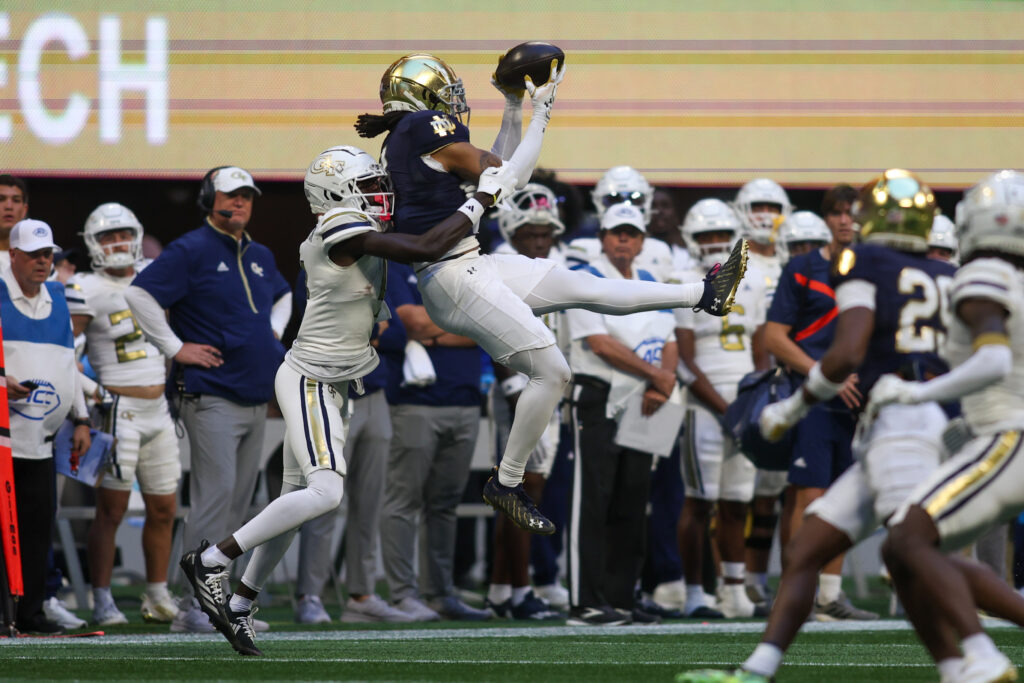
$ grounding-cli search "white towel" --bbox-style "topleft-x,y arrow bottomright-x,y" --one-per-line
402,340 -> 436,387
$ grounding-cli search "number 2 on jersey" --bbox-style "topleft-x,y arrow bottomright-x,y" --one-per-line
108,309 -> 148,362
895,268 -> 952,353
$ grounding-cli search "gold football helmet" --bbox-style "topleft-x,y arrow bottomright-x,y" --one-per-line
379,53 -> 469,122
855,169 -> 936,252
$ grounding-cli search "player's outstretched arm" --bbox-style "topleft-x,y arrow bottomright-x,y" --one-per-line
867,299 -> 1011,411
332,163 -> 518,265
490,74 -> 524,161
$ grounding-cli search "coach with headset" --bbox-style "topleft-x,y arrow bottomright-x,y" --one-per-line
125,166 -> 292,632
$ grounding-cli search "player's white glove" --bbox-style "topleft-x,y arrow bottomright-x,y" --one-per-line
477,162 -> 519,205
491,74 -> 525,107
865,374 -> 918,415
759,391 -> 809,443
524,59 -> 566,125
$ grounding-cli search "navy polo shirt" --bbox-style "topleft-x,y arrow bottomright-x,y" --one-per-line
767,250 -> 837,361
132,221 -> 289,405
379,263 -> 480,407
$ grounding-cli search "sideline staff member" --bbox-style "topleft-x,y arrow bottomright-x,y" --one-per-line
126,166 -> 291,631
3,220 -> 91,634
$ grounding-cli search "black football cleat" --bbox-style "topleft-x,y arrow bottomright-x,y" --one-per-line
482,469 -> 555,535
694,238 -> 749,316
180,540 -> 230,636
224,604 -> 263,656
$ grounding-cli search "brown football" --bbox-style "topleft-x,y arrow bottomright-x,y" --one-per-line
494,41 -> 565,90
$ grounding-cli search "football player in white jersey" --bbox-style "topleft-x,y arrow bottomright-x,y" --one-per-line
179,146 -> 518,656
66,203 -> 181,626
486,183 -> 565,620
733,178 -> 789,278
874,170 -> 1024,683
567,166 -> 680,280
674,198 -> 770,618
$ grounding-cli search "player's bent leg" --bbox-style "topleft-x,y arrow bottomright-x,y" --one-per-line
948,555 -> 1024,628
233,470 -> 344,553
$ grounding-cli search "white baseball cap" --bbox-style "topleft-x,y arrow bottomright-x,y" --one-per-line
213,166 -> 261,195
600,203 -> 646,233
10,219 -> 59,253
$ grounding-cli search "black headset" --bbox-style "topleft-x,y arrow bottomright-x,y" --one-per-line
197,165 -> 231,213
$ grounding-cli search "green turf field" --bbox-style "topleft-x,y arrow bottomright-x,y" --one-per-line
2,619 -> 1020,681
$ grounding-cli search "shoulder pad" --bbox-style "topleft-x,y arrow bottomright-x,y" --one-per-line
403,110 -> 470,155
951,257 -> 1017,310
317,208 -> 379,245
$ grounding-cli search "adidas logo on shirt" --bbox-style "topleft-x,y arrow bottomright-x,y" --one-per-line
217,262 -> 229,272
793,457 -> 807,468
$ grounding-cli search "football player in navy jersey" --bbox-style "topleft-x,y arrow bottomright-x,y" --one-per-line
679,170 -> 1024,683
355,53 -> 749,535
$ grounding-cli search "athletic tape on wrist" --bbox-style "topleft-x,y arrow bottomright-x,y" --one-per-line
457,198 -> 486,225
805,362 -> 844,401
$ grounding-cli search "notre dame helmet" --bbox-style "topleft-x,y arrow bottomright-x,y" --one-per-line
379,54 -> 469,122
855,169 -> 936,252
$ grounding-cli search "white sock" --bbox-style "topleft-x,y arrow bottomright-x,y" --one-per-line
511,586 -> 531,606
145,582 -> 170,601
488,584 -> 512,605
961,632 -> 1000,660
201,544 -> 232,569
685,584 -> 706,612
744,643 -> 784,677
937,657 -> 963,681
229,594 -> 253,614
498,345 -> 571,487
93,586 -> 114,608
818,573 -> 842,605
722,561 -> 745,582
746,572 -> 767,589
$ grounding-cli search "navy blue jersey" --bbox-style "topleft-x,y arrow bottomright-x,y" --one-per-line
832,244 -> 956,396
767,249 -> 837,360
383,110 -> 471,236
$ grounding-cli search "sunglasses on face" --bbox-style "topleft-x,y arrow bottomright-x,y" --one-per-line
601,191 -> 646,208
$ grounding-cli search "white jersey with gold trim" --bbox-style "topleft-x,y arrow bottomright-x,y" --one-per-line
674,261 -> 769,388
944,257 -> 1024,434
286,208 -> 389,384
747,250 -> 782,312
66,270 -> 166,386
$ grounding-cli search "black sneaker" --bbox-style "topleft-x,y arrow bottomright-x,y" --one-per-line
19,615 -> 66,635
511,591 -> 563,621
623,607 -> 662,625
636,595 -> 684,620
694,238 -> 749,316
685,604 -> 725,619
179,540 -> 229,633
566,605 -> 628,626
482,470 -> 555,535
224,604 -> 263,656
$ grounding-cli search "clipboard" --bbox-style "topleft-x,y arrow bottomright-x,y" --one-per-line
613,389 -> 685,457
53,421 -> 116,487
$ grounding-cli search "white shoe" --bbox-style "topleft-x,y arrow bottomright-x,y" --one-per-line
341,595 -> 414,623
140,593 -> 179,623
718,584 -> 762,618
652,580 -> 687,610
392,596 -> 441,622
92,600 -> 129,626
169,600 -> 215,633
534,583 -> 570,609
958,651 -> 1018,683
295,595 -> 330,624
43,596 -> 86,629
252,615 -> 270,632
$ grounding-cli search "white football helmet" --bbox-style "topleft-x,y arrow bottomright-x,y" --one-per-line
497,183 -> 565,243
733,178 -> 793,244
304,145 -> 393,219
682,198 -> 742,269
777,211 -> 831,263
955,169 -> 1024,260
81,203 -> 143,269
591,166 -> 653,222
927,214 -> 959,262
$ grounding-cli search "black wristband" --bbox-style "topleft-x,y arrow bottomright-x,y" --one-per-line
73,417 -> 91,428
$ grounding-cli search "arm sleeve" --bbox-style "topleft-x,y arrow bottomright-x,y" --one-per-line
909,342 -> 1013,404
491,99 -> 523,160
124,285 -> 184,359
270,291 -> 292,338
72,371 -> 89,420
506,113 -> 548,190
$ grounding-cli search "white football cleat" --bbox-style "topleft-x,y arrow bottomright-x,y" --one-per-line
42,596 -> 87,629
652,580 -> 687,611
958,650 -> 1018,683
718,584 -> 764,618
93,601 -> 129,626
141,592 -> 180,623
